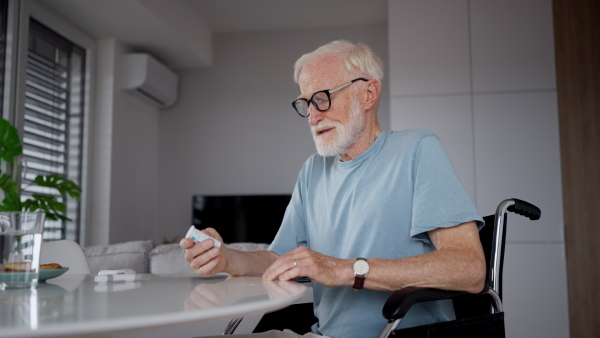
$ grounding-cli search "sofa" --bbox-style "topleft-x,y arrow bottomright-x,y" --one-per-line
82,240 -> 269,275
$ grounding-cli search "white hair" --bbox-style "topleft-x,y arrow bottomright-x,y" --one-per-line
293,40 -> 384,83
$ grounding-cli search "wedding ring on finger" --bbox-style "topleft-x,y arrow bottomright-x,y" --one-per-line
293,260 -> 297,268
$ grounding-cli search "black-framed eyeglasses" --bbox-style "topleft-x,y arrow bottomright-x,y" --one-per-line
291,78 -> 368,117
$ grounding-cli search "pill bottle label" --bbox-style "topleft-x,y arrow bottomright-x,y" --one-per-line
185,226 -> 222,247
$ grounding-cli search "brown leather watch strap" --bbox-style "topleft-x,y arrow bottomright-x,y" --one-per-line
353,275 -> 366,291
353,258 -> 369,291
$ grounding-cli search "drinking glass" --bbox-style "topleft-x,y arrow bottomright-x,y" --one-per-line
0,212 -> 45,289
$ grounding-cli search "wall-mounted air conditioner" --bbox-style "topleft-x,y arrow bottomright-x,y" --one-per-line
122,53 -> 179,109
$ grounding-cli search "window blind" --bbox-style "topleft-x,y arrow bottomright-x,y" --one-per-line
23,19 -> 85,241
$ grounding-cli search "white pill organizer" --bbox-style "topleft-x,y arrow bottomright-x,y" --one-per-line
95,269 -> 139,283
185,226 -> 222,247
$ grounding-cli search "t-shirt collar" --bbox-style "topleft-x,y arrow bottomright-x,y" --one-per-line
336,131 -> 389,168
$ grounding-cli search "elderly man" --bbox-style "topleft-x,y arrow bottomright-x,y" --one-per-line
180,40 -> 485,338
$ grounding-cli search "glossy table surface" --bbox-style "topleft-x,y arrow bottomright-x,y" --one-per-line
0,273 -> 307,337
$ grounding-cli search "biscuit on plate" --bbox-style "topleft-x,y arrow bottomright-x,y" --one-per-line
40,263 -> 62,270
3,262 -> 32,271
2,262 -> 63,271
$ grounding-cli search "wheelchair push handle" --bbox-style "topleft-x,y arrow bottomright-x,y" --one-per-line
507,198 -> 541,220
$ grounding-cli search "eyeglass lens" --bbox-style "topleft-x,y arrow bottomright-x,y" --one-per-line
293,101 -> 309,117
293,91 -> 330,117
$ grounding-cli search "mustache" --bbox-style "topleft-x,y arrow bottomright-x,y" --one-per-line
311,120 -> 340,135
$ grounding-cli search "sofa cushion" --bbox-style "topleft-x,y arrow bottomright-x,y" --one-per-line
149,243 -> 194,274
149,242 -> 270,275
83,240 -> 154,274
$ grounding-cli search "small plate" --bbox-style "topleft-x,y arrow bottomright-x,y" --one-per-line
39,267 -> 69,281
0,267 -> 69,283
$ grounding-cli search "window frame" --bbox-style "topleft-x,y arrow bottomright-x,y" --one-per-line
3,0 -> 94,243
0,0 -> 8,115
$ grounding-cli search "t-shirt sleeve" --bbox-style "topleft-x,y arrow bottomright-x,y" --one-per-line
410,134 -> 483,243
268,163 -> 309,255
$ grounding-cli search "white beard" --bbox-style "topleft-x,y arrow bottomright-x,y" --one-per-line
311,98 -> 365,157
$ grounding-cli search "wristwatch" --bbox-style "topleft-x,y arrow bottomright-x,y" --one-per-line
352,258 -> 370,291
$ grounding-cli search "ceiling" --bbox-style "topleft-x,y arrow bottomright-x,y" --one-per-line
187,0 -> 388,33
37,0 -> 388,69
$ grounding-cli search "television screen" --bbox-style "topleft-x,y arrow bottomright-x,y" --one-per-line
191,194 -> 292,244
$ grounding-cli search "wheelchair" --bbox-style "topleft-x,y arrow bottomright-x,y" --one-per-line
225,198 -> 541,338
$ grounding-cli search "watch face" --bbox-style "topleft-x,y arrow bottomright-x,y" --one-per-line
353,259 -> 369,275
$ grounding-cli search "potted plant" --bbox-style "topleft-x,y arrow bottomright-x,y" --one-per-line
0,117 -> 81,221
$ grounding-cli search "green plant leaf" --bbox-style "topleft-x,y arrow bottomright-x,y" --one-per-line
162,236 -> 180,245
0,195 -> 21,211
0,172 -> 21,211
0,172 -> 19,196
33,175 -> 82,200
0,118 -> 23,163
23,195 -> 71,221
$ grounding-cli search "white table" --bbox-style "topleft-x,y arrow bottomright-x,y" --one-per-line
0,274 -> 308,337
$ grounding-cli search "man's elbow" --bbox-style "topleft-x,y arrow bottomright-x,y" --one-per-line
466,257 -> 487,293
467,277 -> 486,294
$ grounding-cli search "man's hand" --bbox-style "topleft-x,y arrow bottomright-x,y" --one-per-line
262,246 -> 352,287
180,227 -> 229,276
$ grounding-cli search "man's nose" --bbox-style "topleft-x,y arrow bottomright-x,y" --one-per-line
308,104 -> 324,125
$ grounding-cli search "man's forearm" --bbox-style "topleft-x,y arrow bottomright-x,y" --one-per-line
360,221 -> 486,293
364,248 -> 486,293
226,249 -> 280,277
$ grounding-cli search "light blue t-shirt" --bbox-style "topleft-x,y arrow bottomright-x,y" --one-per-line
269,129 -> 483,338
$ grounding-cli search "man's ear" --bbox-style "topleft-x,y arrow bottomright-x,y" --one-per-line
363,80 -> 381,110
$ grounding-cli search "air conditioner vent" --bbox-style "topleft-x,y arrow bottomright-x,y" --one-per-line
122,53 -> 179,108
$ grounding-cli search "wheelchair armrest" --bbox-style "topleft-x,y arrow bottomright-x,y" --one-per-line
382,284 -> 490,321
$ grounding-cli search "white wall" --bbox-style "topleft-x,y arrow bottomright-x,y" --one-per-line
388,0 -> 569,337
156,24 -> 389,244
89,39 -> 161,245
110,49 -> 161,244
